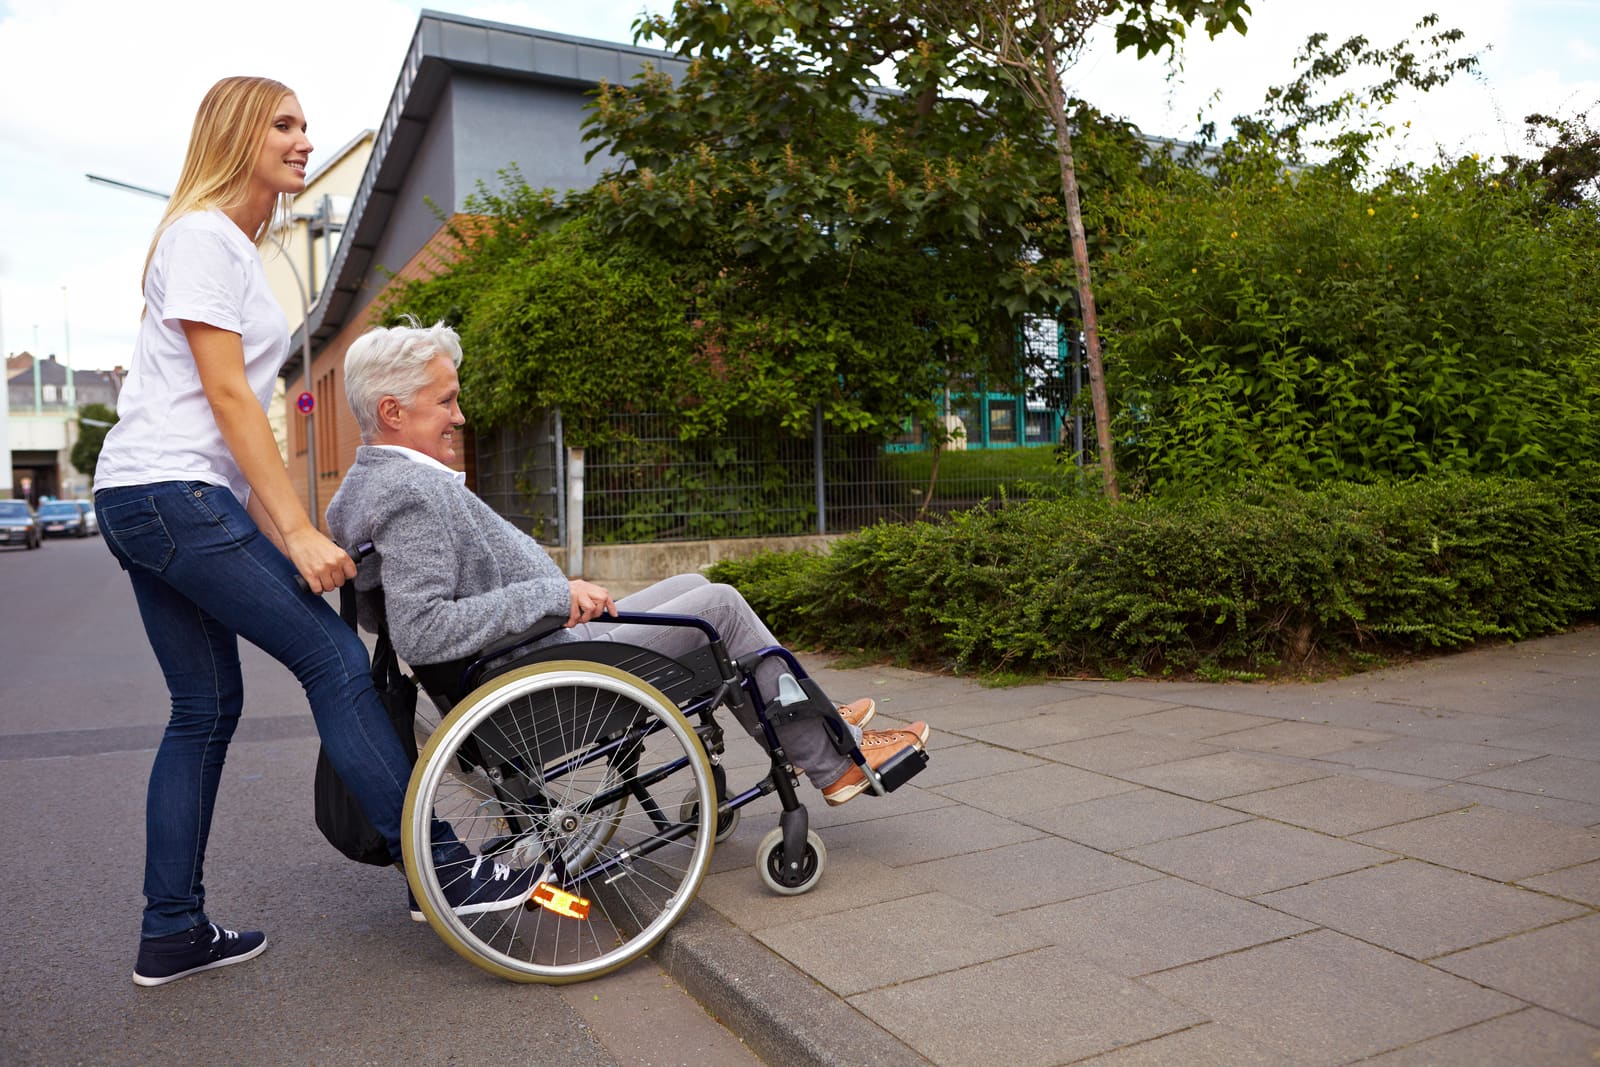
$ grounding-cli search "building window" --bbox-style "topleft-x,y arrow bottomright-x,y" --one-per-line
988,399 -> 1017,445
891,416 -> 924,450
316,369 -> 338,477
291,396 -> 307,457
1025,409 -> 1052,445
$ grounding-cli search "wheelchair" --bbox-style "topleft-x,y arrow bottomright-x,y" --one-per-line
367,566 -> 929,984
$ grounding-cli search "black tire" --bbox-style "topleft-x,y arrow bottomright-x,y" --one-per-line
756,827 -> 827,895
404,661 -> 715,983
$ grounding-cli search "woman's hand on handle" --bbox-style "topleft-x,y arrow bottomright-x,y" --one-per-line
285,526 -> 358,594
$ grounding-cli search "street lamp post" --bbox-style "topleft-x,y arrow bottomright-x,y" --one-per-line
31,325 -> 41,413
62,287 -> 74,409
269,232 -> 320,524
0,289 -> 9,500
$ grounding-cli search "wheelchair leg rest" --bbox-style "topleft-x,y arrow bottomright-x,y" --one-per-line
873,745 -> 929,793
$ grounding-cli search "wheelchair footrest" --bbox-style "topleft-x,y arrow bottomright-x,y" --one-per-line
874,746 -> 929,793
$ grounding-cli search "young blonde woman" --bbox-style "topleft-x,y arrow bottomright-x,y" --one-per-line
94,77 -> 540,988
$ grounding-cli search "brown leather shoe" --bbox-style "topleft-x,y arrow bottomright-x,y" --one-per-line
793,699 -> 873,779
837,698 -> 875,730
820,722 -> 929,806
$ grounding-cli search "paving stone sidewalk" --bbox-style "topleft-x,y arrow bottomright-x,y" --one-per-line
676,628 -> 1600,1066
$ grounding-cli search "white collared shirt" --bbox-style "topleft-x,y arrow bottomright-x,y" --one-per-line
371,444 -> 467,486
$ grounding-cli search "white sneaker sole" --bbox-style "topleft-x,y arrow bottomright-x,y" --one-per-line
410,866 -> 547,922
132,937 -> 268,987
410,893 -> 530,923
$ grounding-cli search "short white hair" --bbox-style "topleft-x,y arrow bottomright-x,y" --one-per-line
344,318 -> 463,442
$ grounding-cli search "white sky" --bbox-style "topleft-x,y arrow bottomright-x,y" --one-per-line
1,0 -> 1595,374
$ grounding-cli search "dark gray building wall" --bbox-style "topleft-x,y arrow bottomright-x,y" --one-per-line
451,74 -> 612,203
352,73 -> 623,324
365,84 -> 458,284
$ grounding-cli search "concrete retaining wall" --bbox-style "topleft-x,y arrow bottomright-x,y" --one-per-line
546,534 -> 842,597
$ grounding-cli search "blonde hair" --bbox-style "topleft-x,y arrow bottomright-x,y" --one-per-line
344,318 -> 464,443
141,76 -> 297,288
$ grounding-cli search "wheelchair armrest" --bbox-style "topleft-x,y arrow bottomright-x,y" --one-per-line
477,615 -> 569,660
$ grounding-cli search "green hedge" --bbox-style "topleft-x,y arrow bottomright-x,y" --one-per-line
706,470 -> 1600,678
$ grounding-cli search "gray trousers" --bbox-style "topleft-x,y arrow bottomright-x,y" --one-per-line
572,574 -> 859,788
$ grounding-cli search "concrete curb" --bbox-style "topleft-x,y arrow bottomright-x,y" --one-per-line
649,901 -> 931,1067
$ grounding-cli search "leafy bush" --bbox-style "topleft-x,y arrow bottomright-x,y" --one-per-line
1100,153 -> 1600,492
72,403 -> 119,479
707,470 -> 1599,678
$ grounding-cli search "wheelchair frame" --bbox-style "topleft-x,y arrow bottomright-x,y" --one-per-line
397,598 -> 928,983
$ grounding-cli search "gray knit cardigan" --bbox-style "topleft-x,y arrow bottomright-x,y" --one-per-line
325,446 -> 573,665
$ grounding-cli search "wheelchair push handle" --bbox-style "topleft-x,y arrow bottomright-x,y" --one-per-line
293,541 -> 374,594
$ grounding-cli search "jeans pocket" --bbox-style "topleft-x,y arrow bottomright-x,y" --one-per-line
100,496 -> 175,573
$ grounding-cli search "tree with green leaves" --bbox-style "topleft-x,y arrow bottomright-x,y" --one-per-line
915,0 -> 1252,500
581,0 -> 1254,499
1086,15 -> 1595,493
1499,105 -> 1600,210
382,175 -> 1041,448
71,403 -> 118,482
1221,13 -> 1479,174
578,1 -> 1163,467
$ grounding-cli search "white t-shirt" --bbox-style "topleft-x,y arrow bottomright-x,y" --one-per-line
95,209 -> 289,504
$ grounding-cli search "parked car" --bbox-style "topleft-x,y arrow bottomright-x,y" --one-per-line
73,500 -> 98,535
0,500 -> 41,549
37,500 -> 90,538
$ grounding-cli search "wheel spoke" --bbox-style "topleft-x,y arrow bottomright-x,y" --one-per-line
403,662 -> 716,982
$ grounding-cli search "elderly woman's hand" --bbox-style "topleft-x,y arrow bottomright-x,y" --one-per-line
566,579 -> 616,627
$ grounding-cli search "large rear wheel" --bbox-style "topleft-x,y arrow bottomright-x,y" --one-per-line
403,661 -> 716,983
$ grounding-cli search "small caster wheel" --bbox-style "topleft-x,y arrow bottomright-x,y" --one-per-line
756,826 -> 826,895
680,789 -> 740,843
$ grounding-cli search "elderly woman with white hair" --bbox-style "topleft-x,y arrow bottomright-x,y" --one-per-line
326,319 -> 927,806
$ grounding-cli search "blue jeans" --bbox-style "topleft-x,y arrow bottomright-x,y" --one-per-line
96,482 -> 416,939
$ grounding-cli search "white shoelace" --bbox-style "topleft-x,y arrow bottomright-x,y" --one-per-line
468,856 -> 513,883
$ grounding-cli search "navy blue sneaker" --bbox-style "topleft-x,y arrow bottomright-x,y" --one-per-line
133,922 -> 267,987
409,854 -> 548,922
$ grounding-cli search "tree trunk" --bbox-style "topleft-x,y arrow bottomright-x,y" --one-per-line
917,438 -> 944,521
1039,22 -> 1120,501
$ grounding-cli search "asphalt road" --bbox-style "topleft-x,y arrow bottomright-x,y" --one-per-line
0,533 -> 763,1067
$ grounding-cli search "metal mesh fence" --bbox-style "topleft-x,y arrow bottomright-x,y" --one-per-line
478,409 -> 1081,546
473,409 -> 563,541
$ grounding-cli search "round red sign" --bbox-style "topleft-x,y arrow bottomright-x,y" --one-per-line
296,391 -> 315,415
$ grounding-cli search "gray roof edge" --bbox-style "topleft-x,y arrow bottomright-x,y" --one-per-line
416,7 -> 684,63
289,10 -> 684,375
